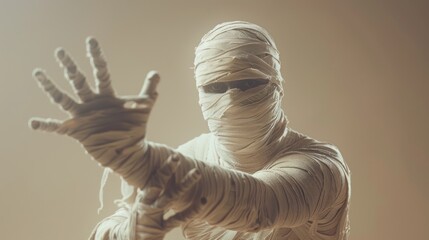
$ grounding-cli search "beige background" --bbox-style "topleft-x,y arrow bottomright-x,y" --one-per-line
1,1 -> 428,239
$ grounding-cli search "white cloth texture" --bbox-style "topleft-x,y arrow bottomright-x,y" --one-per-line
178,130 -> 350,240
194,21 -> 287,173
90,129 -> 351,240
89,21 -> 351,240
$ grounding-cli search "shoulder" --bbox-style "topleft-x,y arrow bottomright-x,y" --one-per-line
259,131 -> 351,198
268,129 -> 349,174
176,133 -> 213,158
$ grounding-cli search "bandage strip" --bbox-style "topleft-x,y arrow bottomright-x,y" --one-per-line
90,155 -> 202,240
177,133 -> 350,240
193,21 -> 289,173
89,21 -> 350,239
89,135 -> 348,239
56,48 -> 95,102
86,37 -> 115,96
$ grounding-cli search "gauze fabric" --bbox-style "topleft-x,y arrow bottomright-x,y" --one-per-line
194,21 -> 283,87
89,21 -> 350,240
90,132 -> 351,240
177,130 -> 351,240
195,21 -> 288,172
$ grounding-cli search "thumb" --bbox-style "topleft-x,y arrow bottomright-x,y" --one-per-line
139,71 -> 160,99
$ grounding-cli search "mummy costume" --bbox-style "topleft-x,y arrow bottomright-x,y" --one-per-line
30,21 -> 351,240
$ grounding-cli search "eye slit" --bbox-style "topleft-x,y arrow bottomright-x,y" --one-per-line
238,79 -> 269,91
245,79 -> 257,88
203,82 -> 228,93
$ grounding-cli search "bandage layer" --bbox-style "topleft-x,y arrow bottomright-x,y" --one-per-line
178,130 -> 350,240
90,130 -> 350,240
194,21 -> 288,173
89,21 -> 350,240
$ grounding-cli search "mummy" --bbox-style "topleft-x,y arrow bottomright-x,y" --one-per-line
31,21 -> 351,240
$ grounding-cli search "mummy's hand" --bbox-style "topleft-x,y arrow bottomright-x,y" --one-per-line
130,154 -> 201,240
29,37 -> 159,166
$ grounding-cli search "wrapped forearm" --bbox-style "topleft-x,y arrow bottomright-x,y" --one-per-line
188,163 -> 279,231
154,151 -> 345,232
89,140 -> 176,189
175,155 -> 347,233
89,132 -> 346,233
169,158 -> 282,231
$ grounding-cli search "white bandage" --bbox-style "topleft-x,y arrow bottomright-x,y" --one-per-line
90,21 -> 350,240
194,21 -> 288,172
194,21 -> 283,87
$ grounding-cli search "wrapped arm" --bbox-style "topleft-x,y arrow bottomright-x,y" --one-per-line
89,154 -> 202,240
176,154 -> 348,231
99,139 -> 348,232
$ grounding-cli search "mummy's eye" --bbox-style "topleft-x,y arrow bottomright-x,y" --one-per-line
202,79 -> 268,93
235,79 -> 269,91
203,82 -> 229,93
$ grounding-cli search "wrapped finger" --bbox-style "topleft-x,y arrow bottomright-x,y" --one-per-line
132,155 -> 181,206
137,187 -> 162,206
86,37 -> 115,96
177,168 -> 202,194
139,71 -> 160,99
155,154 -> 181,189
163,205 -> 200,230
33,69 -> 79,114
154,168 -> 201,209
29,117 -> 67,134
55,48 -> 95,102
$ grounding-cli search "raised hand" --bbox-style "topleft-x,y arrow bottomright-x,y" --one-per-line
29,37 -> 159,166
130,154 -> 202,240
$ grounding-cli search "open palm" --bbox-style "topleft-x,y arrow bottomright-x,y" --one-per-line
29,37 -> 159,165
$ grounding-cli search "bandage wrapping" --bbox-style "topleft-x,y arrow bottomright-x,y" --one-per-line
89,135 -> 350,239
179,131 -> 350,239
194,21 -> 288,173
89,21 -> 350,240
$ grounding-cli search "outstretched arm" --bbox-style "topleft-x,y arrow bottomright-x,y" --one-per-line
30,38 -> 349,235
169,152 -> 348,232
108,142 -> 349,232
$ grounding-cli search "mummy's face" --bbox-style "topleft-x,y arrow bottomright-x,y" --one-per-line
194,21 -> 284,123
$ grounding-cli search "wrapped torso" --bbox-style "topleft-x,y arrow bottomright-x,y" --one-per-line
177,129 -> 351,240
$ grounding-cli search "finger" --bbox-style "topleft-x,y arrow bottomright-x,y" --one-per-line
139,71 -> 160,99
137,187 -> 162,206
163,205 -> 200,230
136,154 -> 180,206
155,153 -> 181,189
176,168 -> 201,196
33,69 -> 79,114
55,48 -> 95,102
28,117 -> 67,134
86,37 -> 115,96
154,168 -> 201,209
